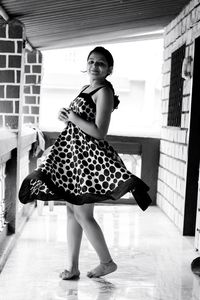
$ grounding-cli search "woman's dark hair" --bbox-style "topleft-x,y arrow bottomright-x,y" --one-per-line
87,46 -> 114,68
87,46 -> 120,110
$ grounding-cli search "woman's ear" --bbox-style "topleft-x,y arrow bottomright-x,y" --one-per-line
108,66 -> 113,75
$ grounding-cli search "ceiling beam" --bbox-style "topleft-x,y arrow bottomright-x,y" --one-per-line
0,5 -> 9,21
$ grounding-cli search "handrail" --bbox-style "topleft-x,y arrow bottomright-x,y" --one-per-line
0,130 -> 17,157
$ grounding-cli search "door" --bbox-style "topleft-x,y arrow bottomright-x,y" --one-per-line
183,35 -> 200,236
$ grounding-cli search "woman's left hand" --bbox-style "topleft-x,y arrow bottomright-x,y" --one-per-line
67,110 -> 76,123
58,108 -> 71,123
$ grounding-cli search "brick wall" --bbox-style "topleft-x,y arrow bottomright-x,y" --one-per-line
23,49 -> 42,126
157,0 -> 200,232
0,17 -> 42,130
0,18 -> 24,130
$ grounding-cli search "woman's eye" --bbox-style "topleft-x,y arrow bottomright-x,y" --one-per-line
88,60 -> 106,67
98,62 -> 106,67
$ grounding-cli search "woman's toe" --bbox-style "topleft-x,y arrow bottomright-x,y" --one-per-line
59,269 -> 80,280
87,271 -> 93,278
87,260 -> 117,278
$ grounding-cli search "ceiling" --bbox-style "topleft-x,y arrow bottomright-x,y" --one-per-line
0,0 -> 190,50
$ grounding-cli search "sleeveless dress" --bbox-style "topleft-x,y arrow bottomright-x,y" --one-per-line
19,86 -> 151,210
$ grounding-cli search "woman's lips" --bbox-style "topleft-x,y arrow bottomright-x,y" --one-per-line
90,70 -> 99,74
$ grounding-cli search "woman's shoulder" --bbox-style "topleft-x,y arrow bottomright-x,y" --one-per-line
100,83 -> 120,110
89,85 -> 113,100
96,85 -> 113,96
94,86 -> 114,108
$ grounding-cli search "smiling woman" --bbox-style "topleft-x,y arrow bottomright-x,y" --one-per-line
19,46 -> 151,209
19,45 -> 152,280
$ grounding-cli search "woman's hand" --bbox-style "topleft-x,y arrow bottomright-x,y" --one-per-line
58,108 -> 71,123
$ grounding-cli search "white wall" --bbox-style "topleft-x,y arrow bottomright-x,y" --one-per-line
39,40 -> 163,137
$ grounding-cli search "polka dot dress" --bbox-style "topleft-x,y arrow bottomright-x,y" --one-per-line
19,86 -> 150,206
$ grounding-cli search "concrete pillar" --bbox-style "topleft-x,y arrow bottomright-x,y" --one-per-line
0,16 -> 43,234
0,17 -> 43,130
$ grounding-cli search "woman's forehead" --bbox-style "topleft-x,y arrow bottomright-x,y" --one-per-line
88,52 -> 107,61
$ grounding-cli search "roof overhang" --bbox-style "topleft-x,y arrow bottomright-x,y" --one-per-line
0,0 -> 190,50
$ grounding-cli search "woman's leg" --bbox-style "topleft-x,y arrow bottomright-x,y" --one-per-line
73,203 -> 117,277
60,204 -> 83,279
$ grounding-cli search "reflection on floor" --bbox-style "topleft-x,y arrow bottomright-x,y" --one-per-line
0,205 -> 200,300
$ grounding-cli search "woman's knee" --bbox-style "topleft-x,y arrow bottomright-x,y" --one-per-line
73,205 -> 94,225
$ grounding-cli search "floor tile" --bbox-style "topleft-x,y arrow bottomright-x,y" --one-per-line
0,205 -> 200,300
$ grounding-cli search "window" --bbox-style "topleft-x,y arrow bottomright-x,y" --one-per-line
167,44 -> 185,127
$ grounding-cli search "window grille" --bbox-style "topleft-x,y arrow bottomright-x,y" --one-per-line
167,44 -> 185,127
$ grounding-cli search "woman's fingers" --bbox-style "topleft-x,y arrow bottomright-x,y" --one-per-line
58,115 -> 65,121
58,108 -> 70,121
58,113 -> 67,121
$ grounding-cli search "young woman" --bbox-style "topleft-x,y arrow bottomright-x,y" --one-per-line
19,46 -> 151,279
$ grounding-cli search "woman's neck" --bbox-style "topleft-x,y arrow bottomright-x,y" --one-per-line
90,79 -> 107,87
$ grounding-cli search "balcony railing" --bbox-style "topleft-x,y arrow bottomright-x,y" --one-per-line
43,131 -> 160,204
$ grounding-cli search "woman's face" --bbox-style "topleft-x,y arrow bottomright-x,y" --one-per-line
87,52 -> 112,81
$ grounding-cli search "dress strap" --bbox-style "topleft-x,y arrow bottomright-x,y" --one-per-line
80,85 -> 89,93
88,86 -> 105,96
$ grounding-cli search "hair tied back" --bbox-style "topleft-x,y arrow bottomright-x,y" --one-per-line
113,95 -> 120,110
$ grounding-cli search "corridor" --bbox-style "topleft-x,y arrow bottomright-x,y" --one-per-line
0,204 -> 199,300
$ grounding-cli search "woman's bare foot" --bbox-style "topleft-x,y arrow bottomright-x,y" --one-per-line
59,269 -> 80,280
87,260 -> 117,278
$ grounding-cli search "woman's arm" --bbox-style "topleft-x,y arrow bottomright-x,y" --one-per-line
68,87 -> 114,139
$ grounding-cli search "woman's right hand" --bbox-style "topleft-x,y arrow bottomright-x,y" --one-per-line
58,108 -> 70,123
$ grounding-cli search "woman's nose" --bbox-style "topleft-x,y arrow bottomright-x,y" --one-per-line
93,62 -> 98,67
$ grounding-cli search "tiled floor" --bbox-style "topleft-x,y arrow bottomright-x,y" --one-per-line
0,204 -> 200,300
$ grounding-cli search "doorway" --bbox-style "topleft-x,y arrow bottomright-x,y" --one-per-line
183,35 -> 200,236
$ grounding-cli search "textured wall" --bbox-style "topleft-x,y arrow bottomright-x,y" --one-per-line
0,17 -> 43,130
23,49 -> 42,126
0,18 -> 24,130
157,0 -> 200,233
